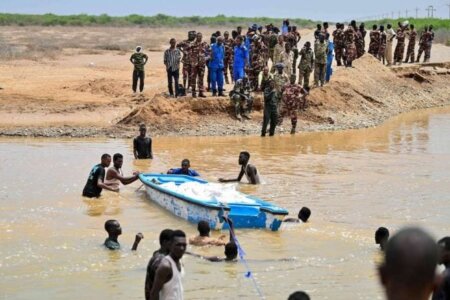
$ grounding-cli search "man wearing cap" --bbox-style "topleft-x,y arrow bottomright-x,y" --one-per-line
133,124 -> 153,159
298,42 -> 314,89
129,46 -> 148,93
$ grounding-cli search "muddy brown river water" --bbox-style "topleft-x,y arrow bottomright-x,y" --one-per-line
1,106 -> 450,300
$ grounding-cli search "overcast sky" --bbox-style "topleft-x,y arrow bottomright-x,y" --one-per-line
1,0 -> 448,21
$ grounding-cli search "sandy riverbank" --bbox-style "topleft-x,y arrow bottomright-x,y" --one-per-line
0,26 -> 449,138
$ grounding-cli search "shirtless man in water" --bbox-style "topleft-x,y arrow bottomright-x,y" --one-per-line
189,220 -> 227,246
218,151 -> 260,184
105,153 -> 140,190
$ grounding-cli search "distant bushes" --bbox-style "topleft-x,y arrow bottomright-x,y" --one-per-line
0,13 -> 317,28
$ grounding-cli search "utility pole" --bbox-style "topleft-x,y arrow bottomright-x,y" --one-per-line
426,5 -> 436,18
415,7 -> 419,18
405,9 -> 409,18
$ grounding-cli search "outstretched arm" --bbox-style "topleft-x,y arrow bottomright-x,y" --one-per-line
108,168 -> 140,185
218,169 -> 244,183
185,251 -> 223,262
131,233 -> 143,251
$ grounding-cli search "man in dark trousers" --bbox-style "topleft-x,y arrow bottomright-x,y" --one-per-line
130,46 -> 148,93
82,153 -> 118,198
164,38 -> 182,97
133,124 -> 153,159
261,79 -> 279,137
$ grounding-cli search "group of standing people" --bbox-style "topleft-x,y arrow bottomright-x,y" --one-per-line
367,21 -> 435,66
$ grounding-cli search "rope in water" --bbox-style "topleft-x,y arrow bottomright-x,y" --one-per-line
224,218 -> 265,299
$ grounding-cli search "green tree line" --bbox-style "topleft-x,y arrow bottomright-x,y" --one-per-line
0,13 -> 317,27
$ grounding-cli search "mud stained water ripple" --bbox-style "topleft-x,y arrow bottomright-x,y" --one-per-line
1,106 -> 450,299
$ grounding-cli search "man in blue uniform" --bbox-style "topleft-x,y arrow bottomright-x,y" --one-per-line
210,36 -> 225,96
233,36 -> 249,82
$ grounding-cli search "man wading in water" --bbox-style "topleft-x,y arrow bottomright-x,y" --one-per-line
105,153 -> 140,191
218,151 -> 260,184
82,153 -> 118,198
150,230 -> 187,300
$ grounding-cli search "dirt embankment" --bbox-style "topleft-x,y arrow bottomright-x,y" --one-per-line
109,55 -> 449,137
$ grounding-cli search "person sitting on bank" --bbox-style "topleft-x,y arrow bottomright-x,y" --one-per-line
103,219 -> 143,251
218,151 -> 260,184
133,124 -> 153,159
167,159 -> 200,177
82,153 -> 118,198
375,227 -> 390,251
189,220 -> 227,246
187,217 -> 238,262
284,207 -> 311,223
105,153 -> 140,190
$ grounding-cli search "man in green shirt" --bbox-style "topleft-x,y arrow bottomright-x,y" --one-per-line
130,46 -> 149,93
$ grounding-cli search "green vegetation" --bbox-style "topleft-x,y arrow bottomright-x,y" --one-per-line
364,18 -> 450,31
0,13 -> 317,28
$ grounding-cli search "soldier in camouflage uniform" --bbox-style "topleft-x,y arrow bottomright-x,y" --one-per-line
355,25 -> 365,58
416,26 -> 433,63
314,35 -> 328,87
261,79 -> 279,137
393,23 -> 406,65
287,26 -> 301,75
273,63 -> 290,117
177,31 -> 196,90
298,41 -> 314,89
229,77 -> 253,121
188,32 -> 210,98
378,25 -> 387,65
280,43 -> 294,76
404,24 -> 417,63
247,35 -> 267,91
344,21 -> 357,67
333,23 -> 345,66
368,24 -> 380,57
223,31 -> 234,84
278,74 -> 305,134
129,46 -> 149,93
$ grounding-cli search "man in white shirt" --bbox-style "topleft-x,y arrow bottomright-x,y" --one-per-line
385,24 -> 396,66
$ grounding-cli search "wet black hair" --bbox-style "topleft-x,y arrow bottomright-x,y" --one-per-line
101,153 -> 111,160
288,291 -> 310,300
159,229 -> 174,246
298,207 -> 311,222
225,242 -> 238,259
104,219 -> 119,232
113,153 -> 123,162
375,227 -> 390,244
383,227 -> 438,290
197,220 -> 210,236
240,151 -> 250,160
171,229 -> 186,241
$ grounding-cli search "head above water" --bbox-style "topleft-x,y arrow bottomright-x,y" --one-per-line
239,151 -> 250,165
288,291 -> 311,300
104,219 -> 122,237
159,229 -> 174,252
375,227 -> 390,249
181,159 -> 190,171
170,229 -> 187,260
113,153 -> 123,169
197,220 -> 210,237
101,153 -> 111,168
378,227 -> 439,300
437,236 -> 450,266
298,207 -> 311,222
225,242 -> 238,260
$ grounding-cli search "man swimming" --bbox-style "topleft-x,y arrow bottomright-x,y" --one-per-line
167,159 -> 200,177
283,207 -> 311,223
105,153 -> 140,190
218,151 -> 260,184
103,219 -> 143,251
189,220 -> 227,246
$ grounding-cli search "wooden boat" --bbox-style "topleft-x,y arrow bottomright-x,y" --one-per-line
139,173 -> 288,231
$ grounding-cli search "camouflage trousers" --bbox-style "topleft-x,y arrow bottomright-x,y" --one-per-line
190,64 -> 205,92
394,42 -> 405,63
335,46 -> 344,66
314,63 -> 326,86
292,48 -> 299,75
404,42 -> 415,62
417,44 -> 431,62
247,68 -> 262,90
278,105 -> 298,127
224,57 -> 234,82
298,68 -> 312,89
182,64 -> 191,88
